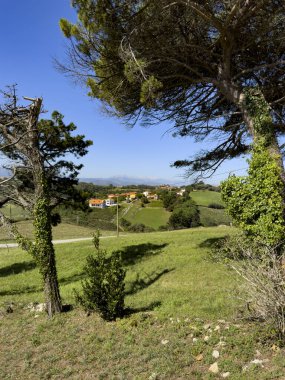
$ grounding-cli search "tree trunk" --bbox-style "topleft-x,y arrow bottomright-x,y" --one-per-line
33,181 -> 62,316
219,80 -> 285,181
28,98 -> 62,316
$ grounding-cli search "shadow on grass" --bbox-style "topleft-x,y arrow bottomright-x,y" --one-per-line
125,301 -> 162,316
126,268 -> 174,296
117,242 -> 168,266
59,243 -> 169,286
0,285 -> 40,296
0,261 -> 36,277
199,236 -> 227,248
59,272 -> 86,286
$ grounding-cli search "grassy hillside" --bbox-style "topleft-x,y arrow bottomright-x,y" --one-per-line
189,191 -> 231,226
190,190 -> 224,207
1,204 -> 31,221
0,227 -> 283,379
199,207 -> 231,226
124,201 -> 171,229
0,221 -> 114,243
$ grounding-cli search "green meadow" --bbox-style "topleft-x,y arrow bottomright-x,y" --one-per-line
0,227 -> 284,379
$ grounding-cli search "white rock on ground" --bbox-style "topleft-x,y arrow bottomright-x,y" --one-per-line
209,362 -> 219,374
212,350 -> 220,359
222,372 -> 230,378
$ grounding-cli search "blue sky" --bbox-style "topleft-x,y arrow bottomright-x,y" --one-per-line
0,0 -> 248,185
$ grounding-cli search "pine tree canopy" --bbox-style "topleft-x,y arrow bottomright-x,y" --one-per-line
59,0 -> 285,176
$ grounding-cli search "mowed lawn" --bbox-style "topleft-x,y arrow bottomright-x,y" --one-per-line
1,227 -> 284,379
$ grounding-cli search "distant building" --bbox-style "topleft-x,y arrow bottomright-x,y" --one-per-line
177,189 -> 186,196
89,198 -> 106,208
105,198 -> 115,207
126,192 -> 137,200
147,193 -> 158,200
159,184 -> 173,190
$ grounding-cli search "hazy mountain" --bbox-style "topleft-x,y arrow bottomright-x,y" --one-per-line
79,176 -> 185,186
0,167 -> 11,177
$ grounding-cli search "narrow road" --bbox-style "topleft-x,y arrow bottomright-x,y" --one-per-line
0,235 -> 127,249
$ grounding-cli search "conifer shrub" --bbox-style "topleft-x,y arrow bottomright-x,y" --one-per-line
75,230 -> 125,321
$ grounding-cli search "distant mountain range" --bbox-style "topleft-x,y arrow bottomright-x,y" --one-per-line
0,168 -> 10,177
79,176 -> 185,186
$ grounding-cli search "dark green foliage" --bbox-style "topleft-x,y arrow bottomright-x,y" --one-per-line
60,2 -> 285,176
208,203 -> 225,209
168,200 -> 200,229
161,191 -> 178,212
191,182 -> 220,192
120,218 -> 131,229
57,205 -> 117,230
76,231 -> 125,321
37,111 -> 93,209
209,232 -> 265,262
51,212 -> 61,226
141,196 -> 149,205
158,225 -> 168,231
127,223 -> 154,233
221,91 -> 285,246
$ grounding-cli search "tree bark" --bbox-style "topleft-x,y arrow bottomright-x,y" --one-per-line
28,98 -> 62,316
33,188 -> 62,316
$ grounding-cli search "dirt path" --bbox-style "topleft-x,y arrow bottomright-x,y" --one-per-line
0,235 -> 127,249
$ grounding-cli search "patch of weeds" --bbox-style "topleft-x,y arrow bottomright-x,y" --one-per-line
30,334 -> 41,347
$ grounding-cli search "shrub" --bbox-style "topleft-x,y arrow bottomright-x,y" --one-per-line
158,225 -> 168,231
231,244 -> 285,339
210,231 -> 265,262
208,203 -> 225,209
128,223 -> 149,232
214,232 -> 285,338
120,218 -> 131,229
168,200 -> 200,229
75,230 -> 125,321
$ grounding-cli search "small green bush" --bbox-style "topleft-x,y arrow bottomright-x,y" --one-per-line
75,231 -> 125,321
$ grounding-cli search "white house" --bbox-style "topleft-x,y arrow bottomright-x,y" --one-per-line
105,198 -> 116,207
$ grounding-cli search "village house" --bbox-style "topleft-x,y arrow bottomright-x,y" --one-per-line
125,192 -> 137,200
89,198 -> 106,208
105,198 -> 115,207
147,193 -> 158,200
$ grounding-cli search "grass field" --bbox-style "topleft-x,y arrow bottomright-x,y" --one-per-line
190,191 -> 224,207
199,207 -> 231,227
0,227 -> 284,379
0,221 -> 113,242
124,202 -> 171,229
1,204 -> 31,221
